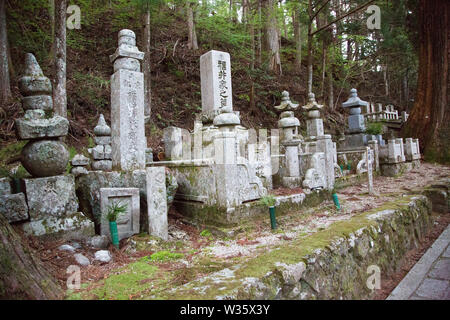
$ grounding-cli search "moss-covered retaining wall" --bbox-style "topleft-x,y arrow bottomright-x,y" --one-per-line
167,195 -> 433,300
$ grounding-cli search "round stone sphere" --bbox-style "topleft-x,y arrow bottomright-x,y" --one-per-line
21,140 -> 69,177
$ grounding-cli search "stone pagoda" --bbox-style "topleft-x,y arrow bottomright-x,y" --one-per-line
16,53 -> 94,239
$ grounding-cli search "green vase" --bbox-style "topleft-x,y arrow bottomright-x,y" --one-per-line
109,221 -> 119,249
332,193 -> 341,211
269,206 -> 277,230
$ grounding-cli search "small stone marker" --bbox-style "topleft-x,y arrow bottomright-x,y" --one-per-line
110,30 -> 146,171
100,188 -> 140,241
200,50 -> 233,113
366,147 -> 375,195
146,167 -> 168,241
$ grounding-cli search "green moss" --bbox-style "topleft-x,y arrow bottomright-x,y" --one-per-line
200,229 -> 212,238
70,261 -> 159,300
146,251 -> 184,262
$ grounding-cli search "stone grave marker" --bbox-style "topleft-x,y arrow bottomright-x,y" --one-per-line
200,50 -> 233,114
100,188 -> 140,241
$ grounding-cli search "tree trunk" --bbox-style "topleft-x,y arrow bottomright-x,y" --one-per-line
383,64 -> 389,97
53,0 -> 67,118
256,0 -> 262,66
402,0 -> 449,164
292,5 -> 301,74
187,2 -> 198,50
328,68 -> 334,110
48,0 -> 55,65
263,0 -> 281,75
143,8 -> 152,119
307,0 -> 313,93
0,0 -> 11,105
0,214 -> 64,299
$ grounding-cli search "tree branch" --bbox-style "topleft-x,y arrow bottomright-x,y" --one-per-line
310,0 -> 332,22
311,0 -> 376,36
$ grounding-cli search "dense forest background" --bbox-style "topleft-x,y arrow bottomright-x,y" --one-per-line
0,0 -> 421,157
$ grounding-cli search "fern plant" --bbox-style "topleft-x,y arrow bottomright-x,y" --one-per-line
259,194 -> 277,208
106,201 -> 128,222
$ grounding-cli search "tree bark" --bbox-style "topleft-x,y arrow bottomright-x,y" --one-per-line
262,0 -> 281,75
402,0 -> 449,163
187,2 -> 198,50
143,7 -> 152,119
0,0 -> 11,105
53,0 -> 67,118
0,214 -> 64,299
292,4 -> 301,74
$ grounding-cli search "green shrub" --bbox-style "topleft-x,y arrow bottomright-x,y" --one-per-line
366,122 -> 384,135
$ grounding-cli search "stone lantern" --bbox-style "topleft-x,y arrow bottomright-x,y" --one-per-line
275,91 -> 302,188
342,88 -> 368,134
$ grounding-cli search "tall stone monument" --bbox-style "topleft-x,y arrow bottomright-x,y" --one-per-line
110,29 -> 146,171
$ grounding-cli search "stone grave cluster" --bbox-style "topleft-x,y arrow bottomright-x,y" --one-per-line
0,29 -> 422,244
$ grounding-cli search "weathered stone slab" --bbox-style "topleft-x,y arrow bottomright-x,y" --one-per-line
163,127 -> 191,161
24,175 -> 78,221
200,50 -> 233,113
92,160 -> 112,171
92,145 -> 106,160
0,193 -> 29,223
71,154 -> 89,166
15,115 -> 69,140
146,167 -> 168,240
94,136 -> 112,146
100,188 -> 140,241
22,95 -> 53,111
0,177 -> 11,195
71,166 -> 88,177
21,211 -> 94,240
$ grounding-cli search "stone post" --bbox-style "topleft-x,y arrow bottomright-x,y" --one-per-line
110,29 -> 146,171
366,147 -> 375,195
368,140 -> 380,172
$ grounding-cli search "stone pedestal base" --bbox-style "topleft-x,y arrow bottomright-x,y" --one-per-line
24,175 -> 79,221
282,177 -> 302,189
21,212 -> 94,240
340,133 -> 367,151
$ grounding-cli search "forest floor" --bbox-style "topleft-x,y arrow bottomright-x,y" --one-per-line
15,162 -> 449,300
